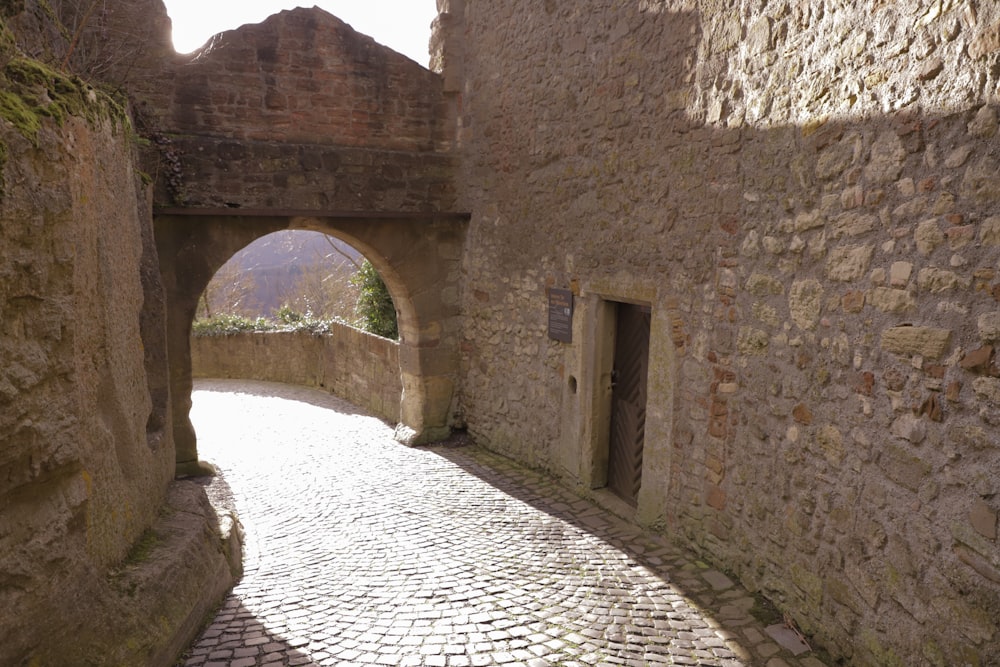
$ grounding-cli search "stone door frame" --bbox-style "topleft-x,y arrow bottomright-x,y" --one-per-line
557,280 -> 678,528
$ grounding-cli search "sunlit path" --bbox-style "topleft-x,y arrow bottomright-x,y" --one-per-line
183,379 -> 822,667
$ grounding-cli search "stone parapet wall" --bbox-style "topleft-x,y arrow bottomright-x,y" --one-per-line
449,1 -> 1000,663
191,326 -> 401,424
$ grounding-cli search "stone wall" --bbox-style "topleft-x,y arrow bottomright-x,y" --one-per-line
191,326 -> 402,424
0,23 -> 236,662
0,100 -> 226,665
444,0 -> 1000,663
127,6 -> 456,213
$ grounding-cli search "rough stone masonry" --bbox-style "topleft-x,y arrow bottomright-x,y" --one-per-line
441,1 -> 1000,665
2,0 -> 1000,665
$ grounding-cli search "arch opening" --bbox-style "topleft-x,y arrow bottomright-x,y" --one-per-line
189,229 -> 404,425
155,212 -> 465,476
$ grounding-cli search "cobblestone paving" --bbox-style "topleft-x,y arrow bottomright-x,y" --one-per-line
182,380 -> 829,667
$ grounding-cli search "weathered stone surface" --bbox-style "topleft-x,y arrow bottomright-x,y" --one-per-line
826,244 -> 875,282
969,105 -> 1000,138
747,273 -> 785,296
915,219 -> 945,256
440,1 -> 1000,662
881,326 -> 952,359
962,157 -> 1000,203
0,102 -> 226,665
917,267 -> 964,292
789,279 -> 823,330
890,413 -> 926,444
793,403 -> 814,425
869,287 -> 916,313
880,445 -> 931,492
970,500 -> 998,541
973,377 -> 1000,405
889,261 -> 912,287
978,312 -> 1000,342
816,424 -> 844,465
980,216 -> 1000,245
961,346 -> 994,373
864,132 -> 907,184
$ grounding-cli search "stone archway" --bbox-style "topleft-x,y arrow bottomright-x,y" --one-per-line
156,210 -> 467,476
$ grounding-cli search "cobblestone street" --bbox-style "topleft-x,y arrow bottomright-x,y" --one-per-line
182,380 -> 827,667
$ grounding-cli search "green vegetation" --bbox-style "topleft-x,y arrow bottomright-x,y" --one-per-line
0,55 -> 126,142
190,313 -> 275,337
350,259 -> 398,340
191,308 -> 345,337
0,14 -> 131,201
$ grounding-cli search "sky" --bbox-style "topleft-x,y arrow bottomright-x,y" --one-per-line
161,1 -> 438,66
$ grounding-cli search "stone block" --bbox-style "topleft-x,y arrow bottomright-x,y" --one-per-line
869,287 -> 915,313
889,261 -> 912,287
881,326 -> 951,359
890,413 -> 926,444
944,143 -> 975,168
831,212 -> 877,238
864,132 -> 906,184
973,376 -> 1000,405
968,105 -> 999,138
842,290 -> 865,312
969,500 -> 997,541
962,156 -> 1000,203
980,216 -> 1000,245
880,444 -> 931,492
949,424 -> 993,452
705,484 -> 727,510
737,327 -> 769,355
817,424 -> 844,465
826,244 -> 875,282
915,219 -> 945,256
954,544 -> 1000,584
792,403 -> 813,425
746,273 -> 785,296
765,625 -> 811,656
789,279 -> 823,330
917,267 -> 963,293
945,224 -> 975,249
978,312 -> 1000,342
793,210 -> 824,232
825,576 -> 864,614
960,346 -> 993,372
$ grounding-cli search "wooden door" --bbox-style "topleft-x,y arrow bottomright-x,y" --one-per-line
607,303 -> 651,506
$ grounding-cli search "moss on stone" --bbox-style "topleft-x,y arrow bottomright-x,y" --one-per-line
2,56 -> 127,132
0,85 -> 38,136
0,35 -> 132,202
121,529 -> 159,567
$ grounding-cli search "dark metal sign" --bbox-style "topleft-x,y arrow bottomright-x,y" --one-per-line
548,288 -> 574,343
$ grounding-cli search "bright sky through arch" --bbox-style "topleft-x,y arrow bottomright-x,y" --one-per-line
161,1 -> 438,66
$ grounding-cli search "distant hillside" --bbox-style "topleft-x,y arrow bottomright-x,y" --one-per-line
201,231 -> 362,319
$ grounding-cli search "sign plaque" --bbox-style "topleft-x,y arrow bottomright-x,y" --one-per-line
547,288 -> 574,343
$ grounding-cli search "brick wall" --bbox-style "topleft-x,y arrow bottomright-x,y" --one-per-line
446,1 -> 1000,663
191,326 -> 401,424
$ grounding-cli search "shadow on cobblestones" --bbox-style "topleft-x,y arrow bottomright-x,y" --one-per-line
181,380 -> 825,667
186,599 -> 317,666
